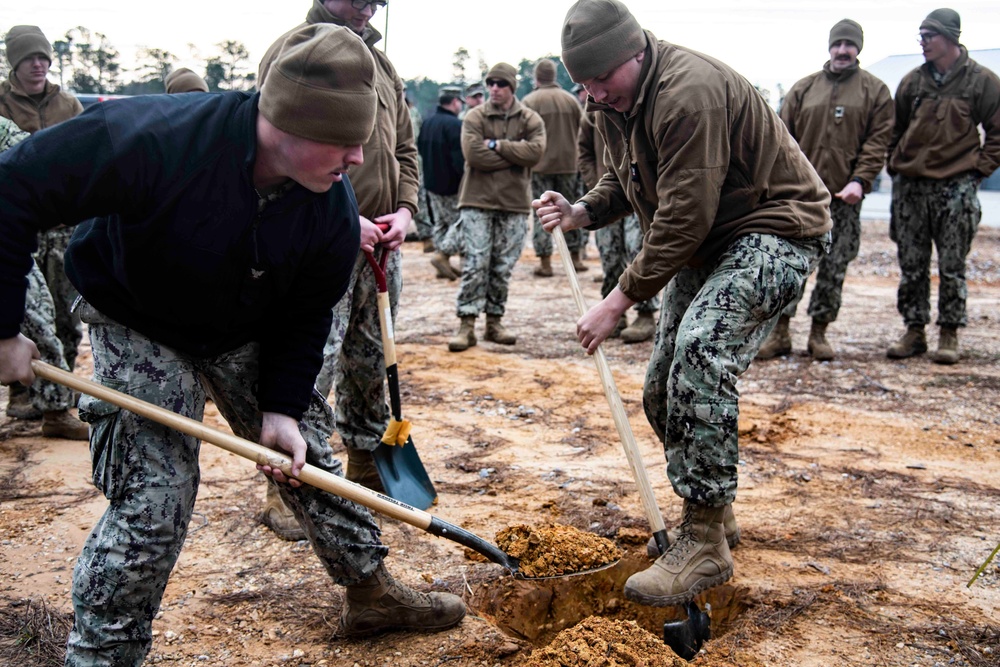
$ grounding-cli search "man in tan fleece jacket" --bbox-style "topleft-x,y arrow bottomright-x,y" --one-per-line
535,0 -> 831,606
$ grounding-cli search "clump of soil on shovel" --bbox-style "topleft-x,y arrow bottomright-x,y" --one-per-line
496,523 -> 622,578
516,615 -> 687,667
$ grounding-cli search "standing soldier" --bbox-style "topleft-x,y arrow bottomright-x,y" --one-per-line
164,67 -> 209,93
757,19 -> 893,360
258,0 -> 421,539
460,82 -> 484,120
523,58 -> 587,277
448,62 -> 545,352
418,86 -> 466,281
0,25 -> 88,436
407,95 -> 435,252
886,8 -> 1000,364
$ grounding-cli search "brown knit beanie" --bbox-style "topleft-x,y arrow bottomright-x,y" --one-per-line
921,8 -> 961,44
259,24 -> 377,145
561,0 -> 646,82
534,58 -> 557,85
5,25 -> 52,70
164,67 -> 209,94
486,62 -> 518,91
829,19 -> 863,52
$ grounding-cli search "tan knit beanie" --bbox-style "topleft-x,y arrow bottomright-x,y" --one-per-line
829,19 -> 863,52
5,25 -> 52,70
259,24 -> 377,145
164,68 -> 209,94
534,58 -> 557,85
486,62 -> 518,91
921,8 -> 961,44
561,0 -> 646,82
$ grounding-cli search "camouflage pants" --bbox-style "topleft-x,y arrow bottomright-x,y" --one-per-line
34,226 -> 82,369
428,191 -> 464,256
456,207 -> 527,317
781,197 -> 861,322
643,233 -> 822,506
66,302 -> 383,667
531,173 -> 584,256
315,250 -> 401,453
22,261 -> 74,412
890,172 -> 982,328
595,213 -> 660,313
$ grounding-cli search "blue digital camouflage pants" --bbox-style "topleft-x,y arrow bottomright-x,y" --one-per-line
643,233 -> 823,507
595,213 -> 660,313
456,207 -> 527,317
315,250 -> 401,453
780,197 -> 861,322
67,301 -> 384,667
890,172 -> 982,328
22,261 -> 75,412
531,173 -> 585,256
428,191 -> 464,256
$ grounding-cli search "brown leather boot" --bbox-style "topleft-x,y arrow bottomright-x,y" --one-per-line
430,251 -> 459,280
485,315 -> 516,345
571,249 -> 589,272
339,562 -> 466,637
260,483 -> 306,542
756,315 -> 792,359
347,447 -> 386,494
647,503 -> 741,558
448,316 -> 477,352
6,384 -> 42,420
807,320 -> 835,361
931,326 -> 960,365
625,500 -> 733,606
887,325 -> 927,359
534,256 -> 553,277
620,312 -> 656,344
41,409 -> 89,440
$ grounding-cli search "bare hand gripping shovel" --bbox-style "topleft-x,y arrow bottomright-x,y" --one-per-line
363,246 -> 437,511
31,361 -> 613,580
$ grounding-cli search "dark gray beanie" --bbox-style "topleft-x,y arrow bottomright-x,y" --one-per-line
829,19 -> 863,53
921,8 -> 961,44
561,0 -> 646,82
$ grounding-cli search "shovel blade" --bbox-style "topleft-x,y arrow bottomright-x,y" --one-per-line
662,600 -> 711,660
371,436 -> 437,510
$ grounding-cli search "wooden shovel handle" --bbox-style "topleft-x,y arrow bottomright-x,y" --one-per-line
551,227 -> 668,536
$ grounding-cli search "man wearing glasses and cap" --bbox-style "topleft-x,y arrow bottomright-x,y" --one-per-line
885,8 -> 1000,364
259,0 -> 422,537
460,82 -> 484,120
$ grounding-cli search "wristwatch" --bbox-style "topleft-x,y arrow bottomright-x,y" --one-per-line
488,139 -> 497,151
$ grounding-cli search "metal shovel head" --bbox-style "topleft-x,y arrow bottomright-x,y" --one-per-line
513,558 -> 621,580
662,600 -> 711,660
371,435 -> 437,510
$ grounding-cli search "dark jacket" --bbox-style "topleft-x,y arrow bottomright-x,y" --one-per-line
0,92 -> 360,419
418,106 -> 465,196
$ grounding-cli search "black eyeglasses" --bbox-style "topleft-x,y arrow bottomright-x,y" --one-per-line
351,0 -> 386,9
485,79 -> 511,89
917,31 -> 939,44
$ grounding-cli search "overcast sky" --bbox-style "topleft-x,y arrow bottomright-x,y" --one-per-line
7,0 -> 1000,92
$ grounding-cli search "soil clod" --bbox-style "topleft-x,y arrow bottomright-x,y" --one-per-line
496,523 -> 623,578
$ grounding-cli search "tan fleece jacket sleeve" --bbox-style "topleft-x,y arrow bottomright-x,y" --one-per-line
391,76 -> 420,215
851,82 -> 894,190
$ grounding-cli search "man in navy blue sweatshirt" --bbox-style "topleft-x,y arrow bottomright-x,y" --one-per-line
0,24 -> 464,666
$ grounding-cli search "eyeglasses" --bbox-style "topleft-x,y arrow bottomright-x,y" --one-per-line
917,31 -> 939,44
485,79 -> 511,89
350,0 -> 386,10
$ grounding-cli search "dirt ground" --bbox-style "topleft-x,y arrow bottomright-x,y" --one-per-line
2,221 -> 999,667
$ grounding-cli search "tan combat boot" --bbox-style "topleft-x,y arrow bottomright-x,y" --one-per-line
756,315 -> 792,359
571,249 -> 589,272
807,319 -> 835,361
647,502 -> 741,558
422,237 -> 436,253
608,314 -> 628,339
534,256 -> 553,277
6,384 -> 42,420
625,501 -> 733,606
41,409 -> 89,440
485,315 -> 516,345
260,483 -> 307,542
931,326 -> 960,365
339,562 -> 466,637
620,311 -> 656,344
347,447 -> 387,494
448,316 -> 477,352
886,325 -> 927,359
430,251 -> 459,281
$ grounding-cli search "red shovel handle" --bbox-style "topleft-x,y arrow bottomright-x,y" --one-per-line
363,222 -> 392,292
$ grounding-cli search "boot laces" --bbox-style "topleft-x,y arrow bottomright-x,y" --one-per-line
383,570 -> 434,608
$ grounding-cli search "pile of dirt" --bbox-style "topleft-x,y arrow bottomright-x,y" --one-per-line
496,524 -> 623,578
516,615 -> 687,666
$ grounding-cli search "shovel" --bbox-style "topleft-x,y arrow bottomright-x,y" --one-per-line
363,245 -> 437,510
31,360 -> 614,580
